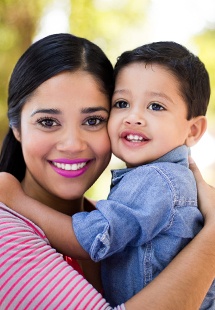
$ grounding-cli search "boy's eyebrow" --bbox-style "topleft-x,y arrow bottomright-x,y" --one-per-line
150,91 -> 175,104
81,106 -> 109,113
31,108 -> 61,116
113,89 -> 130,95
113,89 -> 174,104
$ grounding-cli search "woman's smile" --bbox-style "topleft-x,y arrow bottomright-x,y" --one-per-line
51,159 -> 88,171
50,158 -> 92,178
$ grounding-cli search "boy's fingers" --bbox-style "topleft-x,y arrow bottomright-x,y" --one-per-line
188,156 -> 204,183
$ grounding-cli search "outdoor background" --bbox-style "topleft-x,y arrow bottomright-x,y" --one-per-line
0,0 -> 215,199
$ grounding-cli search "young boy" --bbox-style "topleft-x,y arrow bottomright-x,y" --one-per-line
2,41 -> 214,308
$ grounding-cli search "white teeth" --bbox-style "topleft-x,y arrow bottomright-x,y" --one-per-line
53,162 -> 87,171
126,134 -> 143,141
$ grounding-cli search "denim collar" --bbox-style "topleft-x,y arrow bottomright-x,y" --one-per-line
111,145 -> 190,184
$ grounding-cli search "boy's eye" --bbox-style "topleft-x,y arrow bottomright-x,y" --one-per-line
148,103 -> 164,111
114,100 -> 130,109
37,117 -> 60,128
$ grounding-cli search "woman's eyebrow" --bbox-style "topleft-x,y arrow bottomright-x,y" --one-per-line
81,106 -> 109,114
30,108 -> 61,116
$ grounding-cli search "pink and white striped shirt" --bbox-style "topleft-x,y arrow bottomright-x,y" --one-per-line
0,203 -> 125,310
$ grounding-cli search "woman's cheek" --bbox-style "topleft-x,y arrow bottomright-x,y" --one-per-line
92,129 -> 112,173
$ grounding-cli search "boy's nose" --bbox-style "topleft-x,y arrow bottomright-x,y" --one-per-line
123,113 -> 146,126
125,120 -> 142,125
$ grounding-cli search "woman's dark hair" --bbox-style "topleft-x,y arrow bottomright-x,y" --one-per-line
0,33 -> 114,181
114,41 -> 210,120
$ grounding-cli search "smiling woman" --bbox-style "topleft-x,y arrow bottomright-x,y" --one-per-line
0,33 -> 117,308
12,71 -> 111,201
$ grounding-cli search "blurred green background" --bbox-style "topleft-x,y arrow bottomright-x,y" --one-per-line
1,0 -> 215,199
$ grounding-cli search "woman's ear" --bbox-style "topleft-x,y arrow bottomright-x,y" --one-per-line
185,116 -> 207,147
12,127 -> 21,142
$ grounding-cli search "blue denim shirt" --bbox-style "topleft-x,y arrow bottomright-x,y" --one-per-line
73,146 -> 215,308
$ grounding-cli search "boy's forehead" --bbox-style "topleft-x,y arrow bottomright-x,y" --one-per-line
115,62 -> 179,87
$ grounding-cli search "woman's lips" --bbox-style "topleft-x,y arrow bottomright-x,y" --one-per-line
52,161 -> 87,171
49,158 -> 91,178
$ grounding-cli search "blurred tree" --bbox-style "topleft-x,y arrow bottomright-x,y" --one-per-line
193,29 -> 215,186
70,0 -> 150,63
194,29 -> 215,127
0,0 -> 52,143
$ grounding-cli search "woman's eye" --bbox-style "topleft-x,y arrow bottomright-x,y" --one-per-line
84,116 -> 106,126
148,103 -> 164,111
114,100 -> 129,109
37,117 -> 59,128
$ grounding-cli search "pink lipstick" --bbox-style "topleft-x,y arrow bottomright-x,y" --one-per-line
49,158 -> 91,178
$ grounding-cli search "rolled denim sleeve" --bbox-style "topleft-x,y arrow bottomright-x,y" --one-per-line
72,166 -> 175,262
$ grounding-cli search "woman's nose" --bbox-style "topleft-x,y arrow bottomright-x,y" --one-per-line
56,129 -> 87,153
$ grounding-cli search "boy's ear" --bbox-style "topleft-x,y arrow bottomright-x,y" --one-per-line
185,116 -> 207,147
12,127 -> 21,142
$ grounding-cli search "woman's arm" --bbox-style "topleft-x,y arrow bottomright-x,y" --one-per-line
0,172 -> 89,259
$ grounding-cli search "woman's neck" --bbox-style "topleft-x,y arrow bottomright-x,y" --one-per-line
21,178 -> 84,216
38,194 -> 84,216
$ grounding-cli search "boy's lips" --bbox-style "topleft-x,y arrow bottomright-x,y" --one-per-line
121,131 -> 150,142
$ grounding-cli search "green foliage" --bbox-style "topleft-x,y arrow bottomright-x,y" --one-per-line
0,0 -> 52,143
194,29 -> 215,125
70,0 -> 150,63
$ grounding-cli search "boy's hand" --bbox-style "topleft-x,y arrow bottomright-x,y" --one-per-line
0,172 -> 23,206
189,156 -> 215,224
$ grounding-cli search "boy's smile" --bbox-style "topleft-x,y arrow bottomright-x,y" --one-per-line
120,130 -> 150,146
